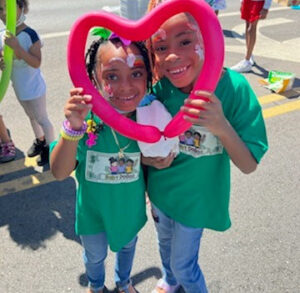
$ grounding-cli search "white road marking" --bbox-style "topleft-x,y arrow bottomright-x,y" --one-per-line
218,6 -> 289,18
227,18 -> 300,63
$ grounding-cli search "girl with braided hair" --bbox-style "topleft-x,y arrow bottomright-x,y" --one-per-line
50,32 -> 159,293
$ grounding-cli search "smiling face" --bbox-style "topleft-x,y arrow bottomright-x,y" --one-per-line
151,13 -> 204,93
94,41 -> 147,113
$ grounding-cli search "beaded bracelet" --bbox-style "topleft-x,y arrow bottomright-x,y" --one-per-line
60,130 -> 84,141
60,120 -> 87,141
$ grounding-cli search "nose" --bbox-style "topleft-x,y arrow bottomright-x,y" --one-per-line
165,52 -> 180,63
119,76 -> 134,93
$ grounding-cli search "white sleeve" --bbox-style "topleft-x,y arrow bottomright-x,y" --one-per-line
0,30 -> 4,52
263,0 -> 272,9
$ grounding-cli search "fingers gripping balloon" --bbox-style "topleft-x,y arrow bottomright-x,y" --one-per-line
0,0 -> 16,103
67,0 -> 224,143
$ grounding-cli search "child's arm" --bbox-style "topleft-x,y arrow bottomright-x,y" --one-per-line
0,56 -> 4,71
50,88 -> 92,180
0,49 -> 4,71
260,0 -> 272,19
181,91 -> 258,174
4,31 -> 41,68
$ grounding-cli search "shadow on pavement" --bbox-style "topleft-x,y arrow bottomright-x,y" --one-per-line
223,29 -> 241,39
0,166 -> 79,249
79,267 -> 162,292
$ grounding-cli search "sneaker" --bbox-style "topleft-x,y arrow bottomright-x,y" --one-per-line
27,138 -> 46,157
0,141 -> 16,163
37,145 -> 49,166
249,55 -> 255,66
230,59 -> 253,73
151,279 -> 180,293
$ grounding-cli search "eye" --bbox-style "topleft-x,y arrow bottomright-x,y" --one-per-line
132,70 -> 144,78
181,39 -> 192,46
106,74 -> 118,81
154,45 -> 167,53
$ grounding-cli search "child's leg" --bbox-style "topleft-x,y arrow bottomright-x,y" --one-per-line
245,20 -> 259,61
152,205 -> 207,293
19,99 -> 45,141
151,205 -> 178,288
0,115 -> 11,143
80,233 -> 108,293
19,96 -> 55,144
115,236 -> 137,291
171,222 -> 207,293
0,115 -> 16,163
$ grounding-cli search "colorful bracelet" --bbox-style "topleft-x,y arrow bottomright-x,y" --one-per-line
60,120 -> 87,141
60,130 -> 84,141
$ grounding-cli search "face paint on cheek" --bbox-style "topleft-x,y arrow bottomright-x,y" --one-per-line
195,44 -> 204,60
104,83 -> 113,96
152,29 -> 167,42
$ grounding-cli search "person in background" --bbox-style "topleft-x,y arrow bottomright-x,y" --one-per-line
0,115 -> 16,163
120,0 -> 150,20
230,0 -> 272,73
0,0 -> 54,166
213,0 -> 227,15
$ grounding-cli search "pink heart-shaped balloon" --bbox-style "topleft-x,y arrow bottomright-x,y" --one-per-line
67,0 -> 224,143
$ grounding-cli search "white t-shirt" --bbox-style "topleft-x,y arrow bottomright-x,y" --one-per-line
0,27 -> 46,101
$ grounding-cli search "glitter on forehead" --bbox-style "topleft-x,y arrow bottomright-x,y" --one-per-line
104,55 -> 144,68
187,23 -> 198,32
152,29 -> 167,42
126,54 -> 144,68
109,57 -> 126,64
133,56 -> 145,68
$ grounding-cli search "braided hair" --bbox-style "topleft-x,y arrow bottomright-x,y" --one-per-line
17,0 -> 29,14
85,38 -> 153,93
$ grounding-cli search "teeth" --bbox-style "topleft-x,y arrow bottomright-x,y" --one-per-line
120,95 -> 135,100
169,66 -> 187,74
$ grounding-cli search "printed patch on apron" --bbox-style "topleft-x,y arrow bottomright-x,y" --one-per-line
179,126 -> 223,158
85,151 -> 140,184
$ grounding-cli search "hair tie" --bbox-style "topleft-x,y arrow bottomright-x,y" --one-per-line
91,27 -> 112,39
91,27 -> 131,46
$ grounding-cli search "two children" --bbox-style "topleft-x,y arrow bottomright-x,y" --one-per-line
51,1 -> 268,292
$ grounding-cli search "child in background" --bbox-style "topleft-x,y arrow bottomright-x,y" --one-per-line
50,33 -> 155,293
231,0 -> 272,72
0,115 -> 16,163
144,1 -> 268,292
0,0 -> 54,165
213,0 -> 227,15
